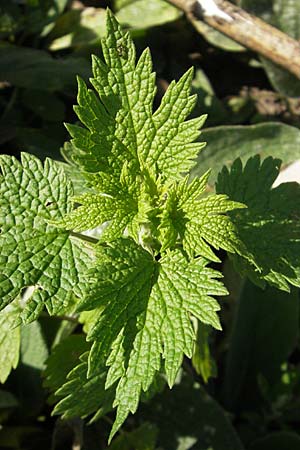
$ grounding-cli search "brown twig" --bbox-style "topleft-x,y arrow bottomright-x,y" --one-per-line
166,0 -> 300,80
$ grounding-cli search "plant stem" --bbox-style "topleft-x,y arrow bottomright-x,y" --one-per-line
70,231 -> 99,245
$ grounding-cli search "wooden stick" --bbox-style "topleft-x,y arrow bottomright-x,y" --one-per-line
167,0 -> 300,80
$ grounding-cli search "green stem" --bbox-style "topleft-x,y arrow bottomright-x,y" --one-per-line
70,231 -> 99,245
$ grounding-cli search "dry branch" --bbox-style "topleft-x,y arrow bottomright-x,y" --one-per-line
167,0 -> 300,80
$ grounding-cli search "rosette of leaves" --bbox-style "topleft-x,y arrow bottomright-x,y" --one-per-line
0,9 -> 247,441
52,11 -> 247,440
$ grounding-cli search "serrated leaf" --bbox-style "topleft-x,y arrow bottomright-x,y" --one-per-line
0,306 -> 21,383
51,10 -> 243,441
65,238 -> 226,440
192,321 -> 217,383
53,352 -> 115,421
158,171 -> 246,259
0,152 -> 92,323
63,11 -> 206,240
216,155 -> 300,290
79,238 -> 157,371
57,183 -> 138,242
44,334 -> 90,395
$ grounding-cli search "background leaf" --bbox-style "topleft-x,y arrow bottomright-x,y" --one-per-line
222,280 -> 299,411
116,0 -> 182,29
108,422 -> 158,450
249,431 -> 300,450
0,307 -> 20,383
0,44 -> 90,92
217,156 -> 300,290
241,0 -> 300,96
47,7 -> 106,51
141,375 -> 245,450
191,122 -> 300,188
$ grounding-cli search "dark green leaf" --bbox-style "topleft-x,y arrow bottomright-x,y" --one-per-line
44,334 -> 90,395
0,44 -> 90,92
223,280 -> 299,410
141,375 -> 245,450
249,431 -> 300,450
108,422 -> 158,450
191,123 -> 300,188
217,156 -> 300,290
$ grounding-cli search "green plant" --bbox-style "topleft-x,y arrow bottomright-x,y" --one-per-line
1,10 -> 300,446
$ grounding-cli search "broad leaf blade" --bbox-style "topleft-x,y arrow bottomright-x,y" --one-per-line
116,0 -> 181,29
0,307 -> 20,383
44,334 -> 90,395
53,353 -> 114,421
0,153 -> 92,322
216,155 -> 300,290
223,280 -> 299,411
63,238 -> 227,440
141,375 -> 245,450
159,172 -> 246,259
66,11 -> 206,185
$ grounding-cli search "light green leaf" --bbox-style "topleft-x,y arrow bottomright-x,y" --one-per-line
0,152 -> 92,323
216,155 -> 300,290
66,11 -> 206,183
192,20 -> 245,52
191,122 -> 300,188
53,13 -> 238,439
57,182 -> 138,242
159,172 -> 246,260
21,320 -> 49,371
47,7 -> 106,51
63,238 -> 226,440
79,238 -> 157,372
0,306 -> 21,383
192,321 -> 217,383
116,0 -> 182,29
61,11 -> 207,246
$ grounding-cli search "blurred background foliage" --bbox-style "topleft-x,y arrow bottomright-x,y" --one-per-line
0,0 -> 300,449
